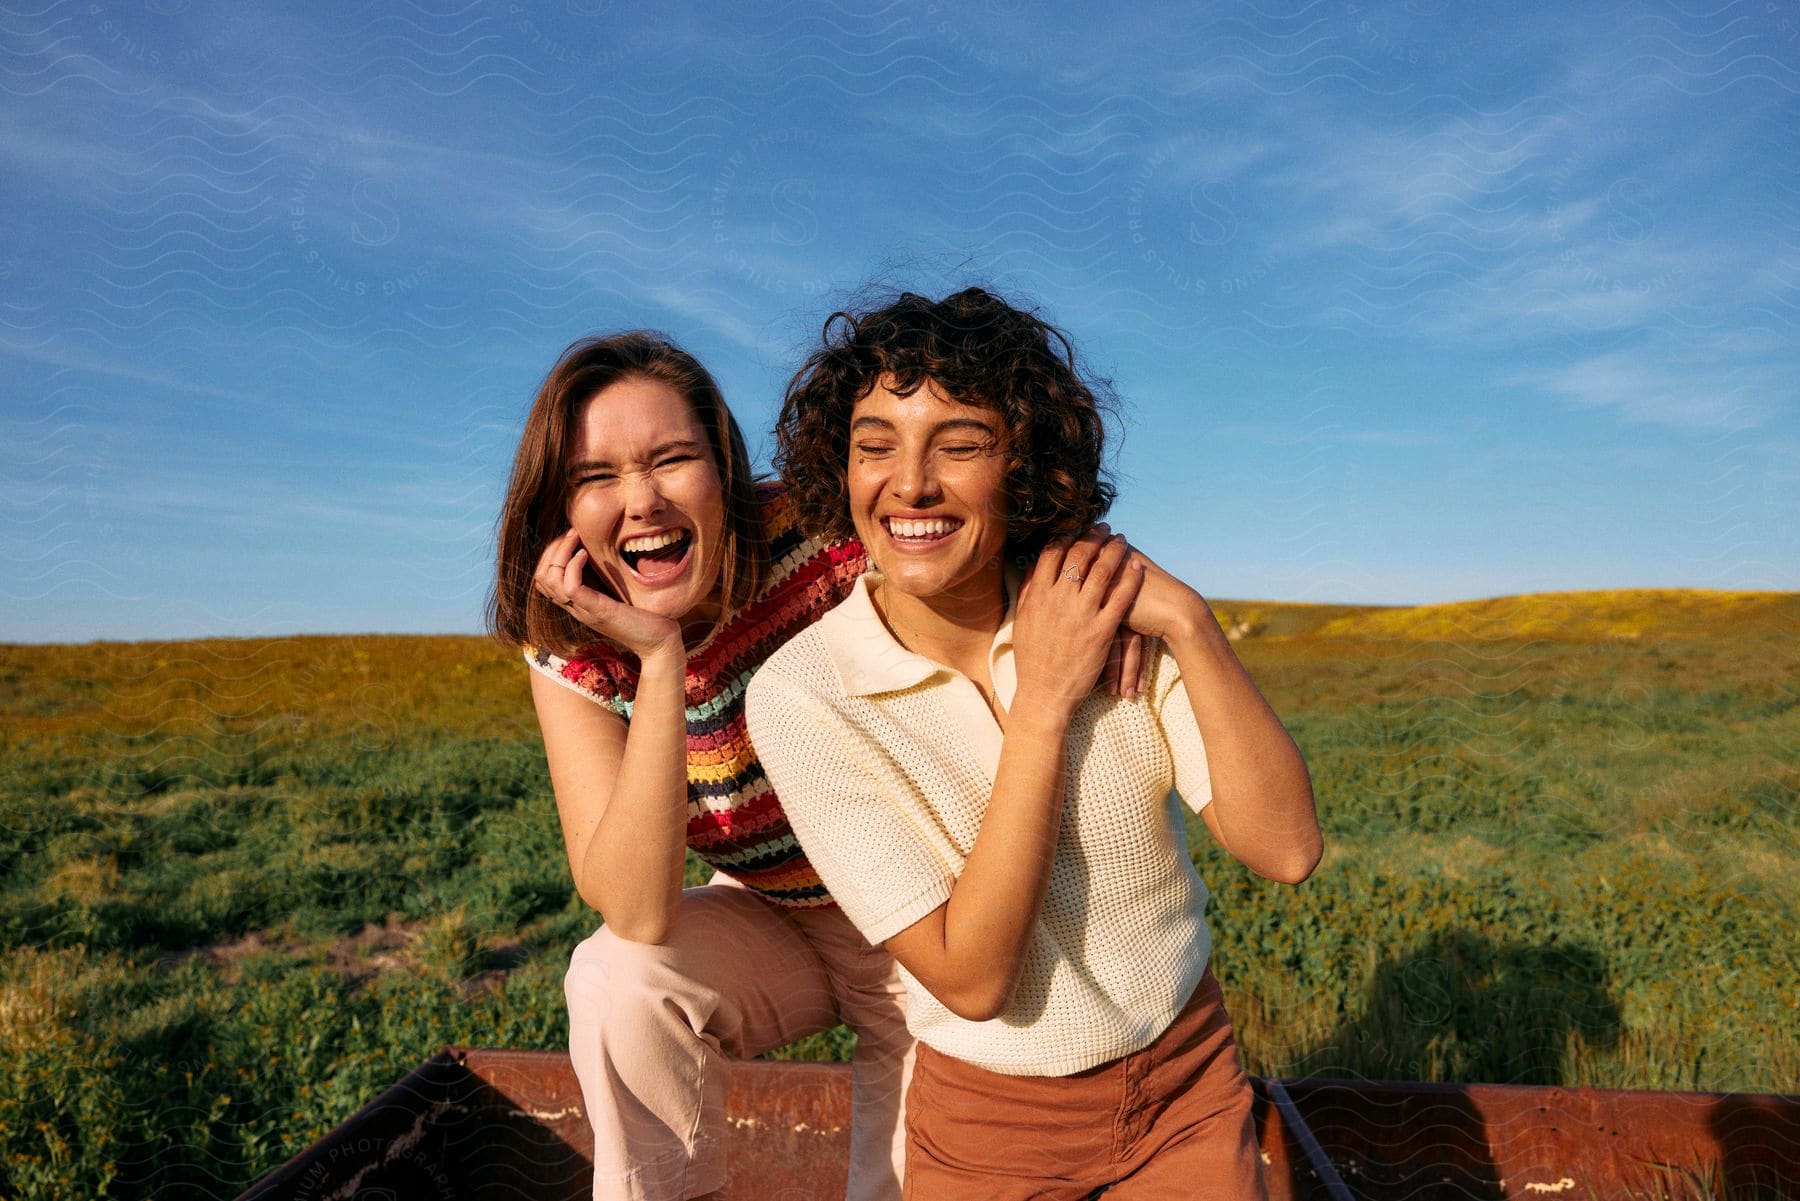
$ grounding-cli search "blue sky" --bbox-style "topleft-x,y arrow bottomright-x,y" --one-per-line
2,0 -> 1796,642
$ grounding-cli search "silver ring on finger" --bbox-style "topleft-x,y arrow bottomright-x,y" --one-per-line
1061,566 -> 1083,583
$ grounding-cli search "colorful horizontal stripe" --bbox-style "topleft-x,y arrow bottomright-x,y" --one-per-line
526,483 -> 867,909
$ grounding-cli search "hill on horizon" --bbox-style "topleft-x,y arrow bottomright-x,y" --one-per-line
6,587 -> 1796,651
1286,587 -> 1799,643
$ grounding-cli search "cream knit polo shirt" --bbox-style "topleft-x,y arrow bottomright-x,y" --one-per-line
745,570 -> 1217,1077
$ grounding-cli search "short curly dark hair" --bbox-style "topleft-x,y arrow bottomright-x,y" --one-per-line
774,287 -> 1116,557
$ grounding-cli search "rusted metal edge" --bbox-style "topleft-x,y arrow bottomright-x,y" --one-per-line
1279,1076 -> 1800,1109
449,1046 -> 561,1068
1265,1078 -> 1356,1201
231,1049 -> 469,1201
234,1051 -> 1800,1201
1274,1076 -> 1800,1200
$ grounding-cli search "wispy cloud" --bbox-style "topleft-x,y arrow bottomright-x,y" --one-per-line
643,283 -> 772,355
1536,351 -> 1775,430
1,342 -> 248,403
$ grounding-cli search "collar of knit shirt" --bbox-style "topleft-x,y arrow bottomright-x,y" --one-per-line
821,567 -> 1024,706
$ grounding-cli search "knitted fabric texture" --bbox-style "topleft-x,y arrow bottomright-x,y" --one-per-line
745,571 -> 1216,1076
525,483 -> 868,908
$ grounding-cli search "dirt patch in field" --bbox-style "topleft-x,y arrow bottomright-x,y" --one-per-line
324,916 -> 424,984
156,917 -> 539,997
154,928 -> 314,976
152,918 -> 424,986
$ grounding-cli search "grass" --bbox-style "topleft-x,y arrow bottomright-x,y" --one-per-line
1,589 -> 1795,1198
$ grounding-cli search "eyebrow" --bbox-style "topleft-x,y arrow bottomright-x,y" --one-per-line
567,439 -> 705,474
850,416 -> 998,436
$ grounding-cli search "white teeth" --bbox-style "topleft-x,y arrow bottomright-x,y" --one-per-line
885,518 -> 961,539
622,530 -> 686,554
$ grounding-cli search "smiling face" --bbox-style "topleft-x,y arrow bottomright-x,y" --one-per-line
848,376 -> 1010,606
565,374 -> 727,628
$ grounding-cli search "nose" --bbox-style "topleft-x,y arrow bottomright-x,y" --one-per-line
620,469 -> 667,520
890,447 -> 941,507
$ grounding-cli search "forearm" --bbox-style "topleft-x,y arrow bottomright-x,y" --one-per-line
925,699 -> 1072,1018
1167,602 -> 1322,883
580,651 -> 692,940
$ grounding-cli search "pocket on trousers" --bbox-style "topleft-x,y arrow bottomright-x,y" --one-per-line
904,1045 -> 1104,1181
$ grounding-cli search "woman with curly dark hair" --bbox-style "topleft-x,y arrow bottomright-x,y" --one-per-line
747,287 -> 1322,1198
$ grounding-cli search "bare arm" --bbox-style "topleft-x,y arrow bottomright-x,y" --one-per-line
530,647 -> 692,943
528,527 -> 697,944
882,531 -> 1144,1021
1134,558 -> 1323,884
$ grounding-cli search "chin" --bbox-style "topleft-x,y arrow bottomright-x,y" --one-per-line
873,562 -> 935,592
619,578 -> 699,619
623,590 -> 684,619
874,561 -> 972,601
858,509 -> 1005,606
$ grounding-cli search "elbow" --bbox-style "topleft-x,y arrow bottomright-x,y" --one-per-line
1260,835 -> 1324,886
603,917 -> 672,946
940,983 -> 1013,1023
583,891 -> 673,946
924,970 -> 1016,1022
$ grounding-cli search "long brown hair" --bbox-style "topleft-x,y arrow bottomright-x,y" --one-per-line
488,331 -> 768,657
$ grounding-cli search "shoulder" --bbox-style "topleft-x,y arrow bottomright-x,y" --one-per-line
753,480 -> 804,548
744,626 -> 860,810
755,481 -> 868,592
744,619 -> 883,817
523,642 -> 629,709
745,585 -> 875,739
746,621 -> 841,709
1144,638 -> 1184,705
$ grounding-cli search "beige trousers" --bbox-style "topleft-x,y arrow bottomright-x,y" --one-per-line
564,878 -> 913,1201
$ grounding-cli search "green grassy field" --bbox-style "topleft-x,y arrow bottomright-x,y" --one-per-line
2,589 -> 1795,1199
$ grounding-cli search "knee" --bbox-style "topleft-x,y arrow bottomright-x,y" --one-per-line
566,891 -> 765,1030
571,920 -> 675,972
565,926 -> 695,1040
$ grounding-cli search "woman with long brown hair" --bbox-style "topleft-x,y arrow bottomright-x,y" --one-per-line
489,331 -> 910,1201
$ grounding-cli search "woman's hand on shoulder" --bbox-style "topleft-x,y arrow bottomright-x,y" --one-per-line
534,528 -> 685,662
1119,546 -> 1212,646
1011,525 -> 1146,716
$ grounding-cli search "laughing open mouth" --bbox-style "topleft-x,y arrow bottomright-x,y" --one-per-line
620,528 -> 694,580
883,517 -> 963,543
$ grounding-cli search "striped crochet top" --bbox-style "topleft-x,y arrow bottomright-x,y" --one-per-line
525,483 -> 868,908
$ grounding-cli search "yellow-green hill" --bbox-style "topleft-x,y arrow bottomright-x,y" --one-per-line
1298,588 -> 1800,643
1204,600 -> 1396,640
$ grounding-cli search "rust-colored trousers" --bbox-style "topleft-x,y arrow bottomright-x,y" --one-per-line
903,969 -> 1267,1200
